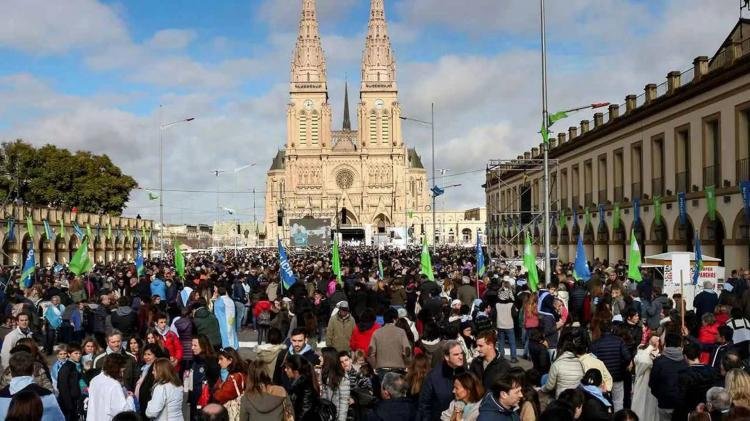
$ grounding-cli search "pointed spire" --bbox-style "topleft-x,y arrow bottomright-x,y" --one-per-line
291,0 -> 327,92
361,0 -> 396,92
343,81 -> 351,130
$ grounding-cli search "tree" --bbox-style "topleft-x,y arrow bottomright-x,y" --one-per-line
0,140 -> 137,215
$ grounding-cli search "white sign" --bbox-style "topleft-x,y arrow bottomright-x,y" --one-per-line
664,264 -> 725,285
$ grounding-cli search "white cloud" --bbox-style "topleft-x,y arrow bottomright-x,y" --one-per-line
257,0 -> 358,30
146,29 -> 197,50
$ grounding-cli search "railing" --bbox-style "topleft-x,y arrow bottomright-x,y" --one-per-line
676,171 -> 690,193
598,189 -> 607,204
631,182 -> 642,199
584,192 -> 593,206
614,185 -> 624,203
709,49 -> 730,71
652,177 -> 664,197
737,158 -> 750,184
655,81 -> 669,97
703,165 -> 720,188
571,195 -> 579,210
681,67 -> 695,85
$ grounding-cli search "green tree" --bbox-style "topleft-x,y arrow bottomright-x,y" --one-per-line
0,140 -> 137,214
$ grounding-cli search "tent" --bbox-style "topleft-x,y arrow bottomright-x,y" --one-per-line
642,251 -> 725,311
644,251 -> 721,266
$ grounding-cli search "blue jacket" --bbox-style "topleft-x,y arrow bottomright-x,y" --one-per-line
590,332 -> 631,381
366,397 -> 417,421
477,392 -> 520,421
150,278 -> 167,300
0,377 -> 64,421
417,362 -> 464,421
649,347 -> 688,409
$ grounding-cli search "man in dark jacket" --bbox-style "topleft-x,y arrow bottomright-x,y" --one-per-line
649,333 -> 688,421
417,340 -> 466,421
693,280 -> 719,319
590,322 -> 631,411
645,287 -> 670,330
675,342 -> 722,420
477,371 -> 523,421
470,330 -> 511,391
57,344 -> 84,420
192,300 -> 221,348
366,372 -> 417,421
91,330 -> 140,391
108,296 -> 137,339
568,281 -> 587,322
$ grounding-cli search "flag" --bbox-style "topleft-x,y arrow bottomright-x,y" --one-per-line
523,233 -> 539,292
558,209 -> 566,231
693,230 -> 703,285
59,219 -> 65,238
407,210 -> 414,219
43,220 -> 54,241
147,190 -> 159,200
741,180 -> 750,222
613,203 -> 621,231
69,236 -> 93,275
26,216 -> 34,239
126,227 -> 131,241
654,196 -> 662,226
72,222 -> 84,239
277,238 -> 297,289
598,204 -> 605,227
420,239 -> 435,281
332,236 -> 342,284
476,235 -> 486,277
705,185 -> 717,221
223,207 -> 235,215
627,229 -> 643,282
213,295 -> 238,349
174,241 -> 185,279
6,218 -> 15,242
135,239 -> 145,276
678,192 -> 687,225
431,186 -> 445,197
20,248 -> 35,289
573,233 -> 591,281
633,199 -> 641,223
377,250 -> 384,280
541,110 -> 568,143
86,224 -> 93,241
584,206 -> 591,228
141,226 -> 147,241
572,206 -> 578,227
107,224 -> 112,240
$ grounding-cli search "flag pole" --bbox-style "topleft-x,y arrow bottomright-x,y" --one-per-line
680,270 -> 685,330
540,0 -> 552,288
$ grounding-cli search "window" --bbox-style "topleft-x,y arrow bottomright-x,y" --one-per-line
631,143 -> 642,199
584,160 -> 593,206
369,112 -> 377,143
598,154 -> 607,203
651,135 -> 665,195
382,112 -> 390,143
560,169 -> 568,209
310,111 -> 319,145
703,115 -> 720,187
738,107 -> 750,182
675,125 -> 690,192
299,111 -> 307,145
572,165 -> 580,208
614,149 -> 624,202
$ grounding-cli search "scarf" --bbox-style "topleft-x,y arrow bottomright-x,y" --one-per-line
220,368 -> 229,381
581,385 -> 612,407
155,325 -> 170,338
289,343 -> 312,356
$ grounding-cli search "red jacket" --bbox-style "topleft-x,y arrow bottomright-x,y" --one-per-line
162,330 -> 183,370
213,372 -> 246,404
253,300 -> 272,318
349,323 -> 380,356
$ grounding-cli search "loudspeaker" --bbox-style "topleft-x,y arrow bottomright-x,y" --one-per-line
277,209 -> 283,226
520,183 -> 532,225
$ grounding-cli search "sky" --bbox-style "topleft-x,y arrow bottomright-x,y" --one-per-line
0,0 -> 743,226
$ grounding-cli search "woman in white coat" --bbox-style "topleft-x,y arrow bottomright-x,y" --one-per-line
145,358 -> 185,421
86,353 -> 135,421
631,334 -> 660,421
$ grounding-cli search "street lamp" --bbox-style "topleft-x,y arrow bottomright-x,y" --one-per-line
159,107 -> 195,258
401,103 -> 436,247
233,163 -> 256,246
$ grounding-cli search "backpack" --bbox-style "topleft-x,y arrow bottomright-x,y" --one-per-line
257,310 -> 271,327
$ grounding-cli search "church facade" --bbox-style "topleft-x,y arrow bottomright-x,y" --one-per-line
265,0 -> 430,243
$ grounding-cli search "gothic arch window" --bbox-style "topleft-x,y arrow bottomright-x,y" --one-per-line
381,110 -> 390,144
369,111 -> 378,143
310,111 -> 319,145
299,111 -> 308,145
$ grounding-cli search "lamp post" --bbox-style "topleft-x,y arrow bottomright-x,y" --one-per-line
233,163 -> 256,246
211,169 -> 225,249
401,103 -> 436,247
159,107 -> 194,258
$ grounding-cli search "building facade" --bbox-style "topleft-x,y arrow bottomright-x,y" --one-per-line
0,205 -> 153,266
485,20 -> 750,271
265,0 -> 431,244
162,224 -> 213,250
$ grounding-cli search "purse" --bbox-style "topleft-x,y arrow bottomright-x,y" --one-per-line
282,396 -> 294,421
222,375 -> 243,421
197,381 -> 211,408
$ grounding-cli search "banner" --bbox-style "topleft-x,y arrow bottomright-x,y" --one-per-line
289,218 -> 331,247
598,204 -> 605,227
705,185 -> 717,221
277,238 -> 297,289
742,180 -> 750,222
654,196 -> 663,226
678,192 -> 687,225
633,199 -> 641,224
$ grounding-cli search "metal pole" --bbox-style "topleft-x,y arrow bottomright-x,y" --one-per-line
431,102 -> 436,249
541,0 -> 552,287
158,105 -> 164,258
216,173 -> 220,249
253,188 -> 257,247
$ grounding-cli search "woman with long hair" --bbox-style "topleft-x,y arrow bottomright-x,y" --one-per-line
135,343 -> 169,419
239,360 -> 290,421
405,354 -> 431,399
284,355 -> 319,421
320,347 -> 350,421
145,358 -> 184,421
87,353 -> 136,420
189,335 -> 220,420
440,371 -> 485,421
213,347 -> 247,405
0,341 -> 53,392
145,328 -> 169,357
7,389 -> 43,421
725,368 -> 750,409
81,336 -> 102,372
127,336 -> 143,366
523,293 -> 539,358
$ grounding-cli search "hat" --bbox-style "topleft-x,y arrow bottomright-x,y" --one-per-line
337,301 -> 349,310
460,320 -> 473,331
282,297 -> 292,303
611,314 -> 624,323
462,276 -> 470,284
397,308 -> 408,319
451,299 -> 462,308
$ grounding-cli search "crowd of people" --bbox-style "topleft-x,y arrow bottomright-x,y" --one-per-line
0,245 -> 748,421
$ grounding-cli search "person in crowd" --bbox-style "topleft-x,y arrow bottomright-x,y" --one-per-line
365,372 -> 417,421
0,351 -> 64,420
127,337 -> 143,365
675,342 -> 722,420
0,312 -> 34,369
418,340 -> 466,421
286,328 -> 321,367
368,307 -> 411,375
189,335 -> 220,420
579,368 -> 613,421
92,330 -> 139,391
0,342 -> 54,392
320,347 -> 351,421
495,284 -> 518,363
145,358 -> 184,421
699,386 -> 732,420
57,344 -> 85,421
339,350 -> 373,419
256,328 -> 288,384
43,296 -> 65,356
589,321 -> 630,411
87,353 -> 136,421
726,307 -> 750,358
649,332 -> 688,421
526,329 -> 550,376
283,354 -> 319,421
441,371 -> 485,421
612,409 -> 639,421
542,336 -> 585,398
693,281 -> 719,319
6,389 -> 44,421
326,301 -> 356,353
470,330 -> 511,392
109,296 -> 138,340
631,334 -> 660,421
540,387 -> 584,420
697,312 -> 720,364
192,299 -> 222,349
239,360 -> 290,421
350,308 -> 380,357
81,337 -> 102,374
154,313 -> 183,370
405,353 -> 431,400
50,345 -> 68,394
213,348 -> 247,405
725,368 -> 750,409
477,371 -> 524,421
135,343 -> 168,419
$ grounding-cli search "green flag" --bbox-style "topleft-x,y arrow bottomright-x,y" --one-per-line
584,206 -> 591,228
107,224 -> 112,240
69,236 -> 93,275
613,203 -> 621,231
407,210 -> 414,219
174,241 -> 185,279
332,237 -> 342,284
523,233 -> 539,292
86,224 -> 93,241
541,111 -> 569,144
26,217 -> 34,239
705,185 -> 717,221
141,226 -> 147,241
627,229 -> 643,282
419,239 -> 435,281
558,209 -> 566,231
59,220 -> 65,237
654,196 -> 662,226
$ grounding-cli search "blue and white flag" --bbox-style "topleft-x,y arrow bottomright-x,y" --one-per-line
135,239 -> 145,276
633,199 -> 641,223
180,286 -> 193,307
213,295 -> 239,349
278,238 -> 297,289
678,192 -> 687,225
431,186 -> 445,197
598,204 -> 605,226
6,218 -> 15,242
43,220 -> 54,241
20,248 -> 35,289
741,180 -> 750,222
116,227 -> 122,239
476,235 -> 485,277
72,221 -> 84,239
44,302 -> 63,330
693,231 -> 703,285
573,233 -> 591,281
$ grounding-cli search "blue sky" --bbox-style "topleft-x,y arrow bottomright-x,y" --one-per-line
0,0 -> 741,225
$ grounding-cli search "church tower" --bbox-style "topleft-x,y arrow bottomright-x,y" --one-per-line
359,0 -> 402,149
288,0 -> 332,150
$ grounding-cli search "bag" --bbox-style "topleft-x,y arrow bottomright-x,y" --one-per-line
317,398 -> 337,421
223,375 -> 243,421
282,397 -> 295,421
197,382 -> 211,408
257,310 -> 271,327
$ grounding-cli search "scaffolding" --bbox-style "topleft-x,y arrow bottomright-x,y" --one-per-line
485,158 -> 559,258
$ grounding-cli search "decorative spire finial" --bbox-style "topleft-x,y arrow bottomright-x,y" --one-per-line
291,0 -> 327,92
361,0 -> 396,92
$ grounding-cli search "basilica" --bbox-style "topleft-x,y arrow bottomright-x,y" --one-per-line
265,0 -> 432,244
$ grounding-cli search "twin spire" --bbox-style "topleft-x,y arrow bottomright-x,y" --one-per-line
291,0 -> 396,95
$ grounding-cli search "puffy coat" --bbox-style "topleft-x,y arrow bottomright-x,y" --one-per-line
172,316 -> 193,361
56,360 -> 83,415
213,372 -> 247,404
160,330 -> 184,370
366,397 -> 417,421
239,385 -> 289,421
190,355 -> 220,407
417,362 -> 464,421
326,314 -> 355,353
289,374 -> 318,421
590,332 -> 631,381
193,306 -> 221,348
649,347 -> 688,409
542,351 -> 585,397
477,392 -> 520,421
470,354 -> 511,392
350,322 -> 380,356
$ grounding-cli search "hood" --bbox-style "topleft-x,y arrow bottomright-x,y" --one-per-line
289,343 -> 313,356
256,344 -> 287,363
116,306 -> 133,316
9,376 -> 34,394
357,319 -> 376,331
248,393 -> 285,413
421,338 -> 442,351
581,385 -> 612,407
194,307 -> 210,318
478,392 -> 515,415
663,347 -> 684,362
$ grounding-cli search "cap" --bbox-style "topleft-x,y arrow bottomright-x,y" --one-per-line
397,308 -> 408,319
337,301 -> 349,310
451,299 -> 462,308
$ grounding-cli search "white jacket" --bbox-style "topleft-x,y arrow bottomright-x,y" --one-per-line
145,383 -> 184,421
0,327 -> 33,369
86,373 -> 135,421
